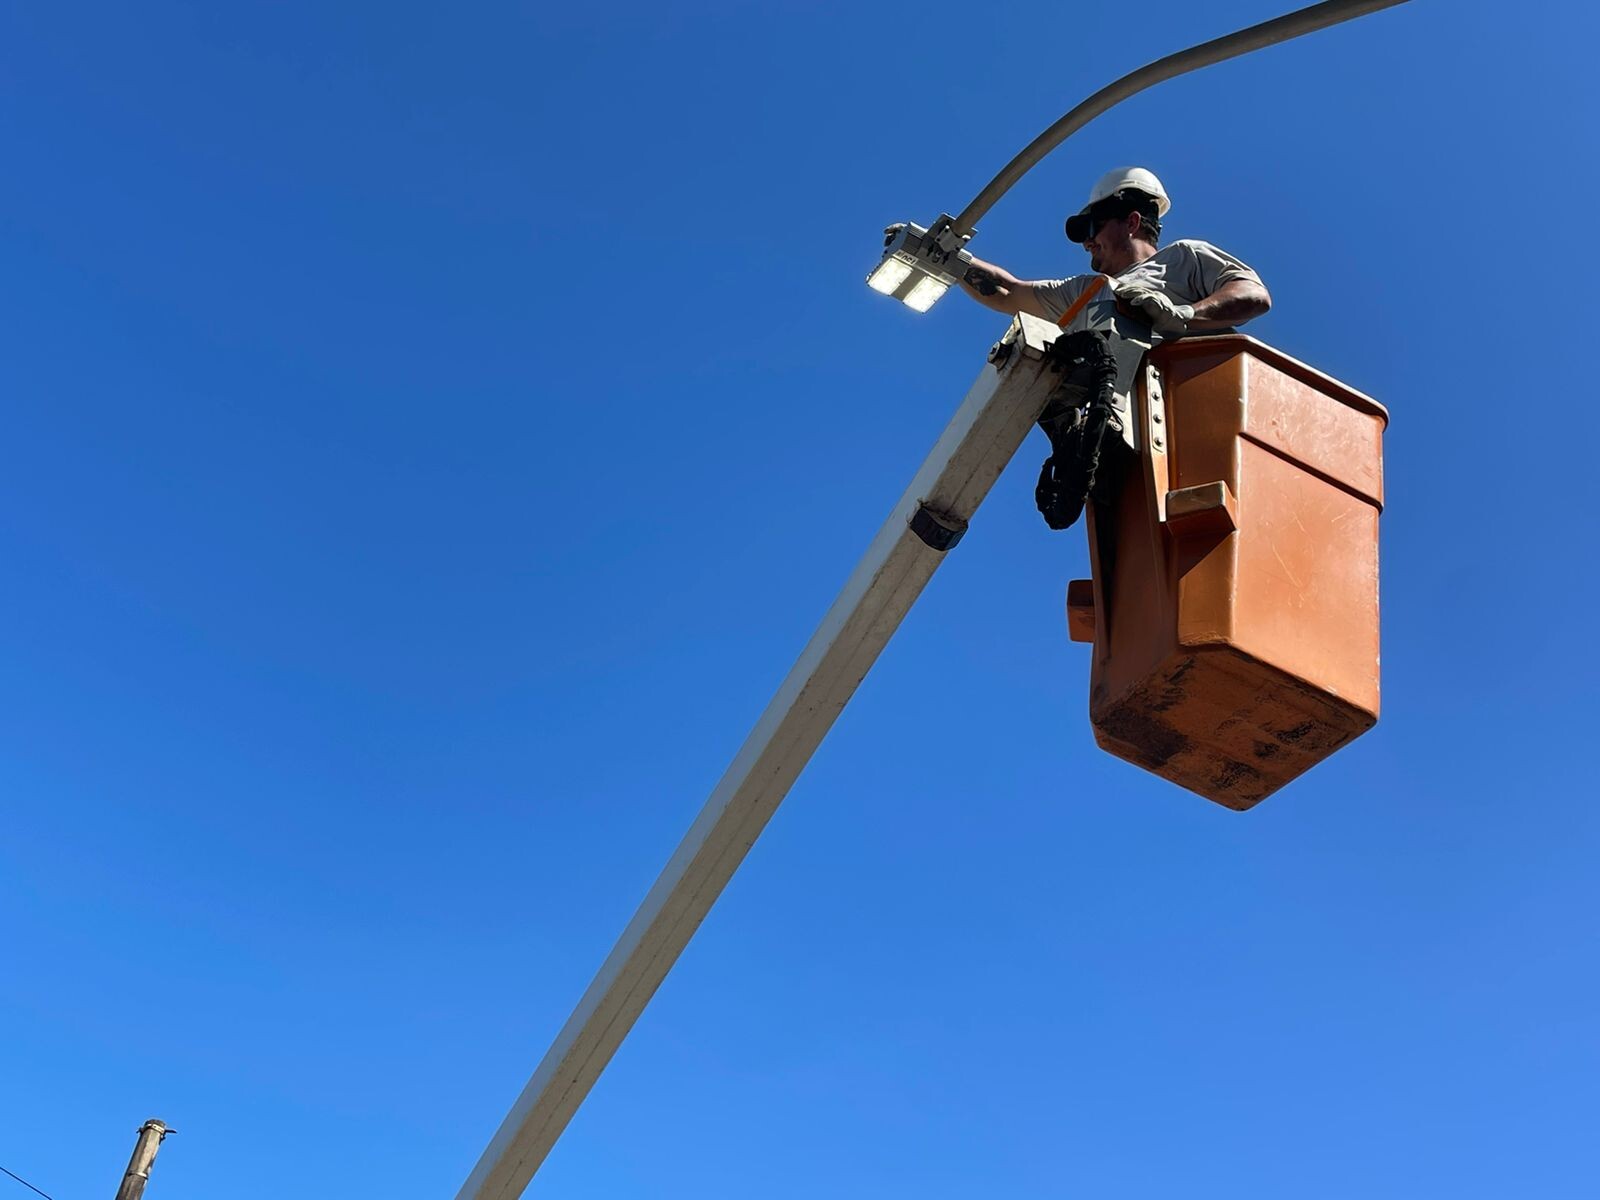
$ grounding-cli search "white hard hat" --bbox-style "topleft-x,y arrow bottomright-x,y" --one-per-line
1086,166 -> 1170,215
1065,167 -> 1171,242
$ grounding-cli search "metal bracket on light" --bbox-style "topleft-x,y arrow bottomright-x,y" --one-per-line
865,214 -> 974,313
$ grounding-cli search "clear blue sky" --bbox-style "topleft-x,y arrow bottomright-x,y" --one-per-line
3,2 -> 1596,1197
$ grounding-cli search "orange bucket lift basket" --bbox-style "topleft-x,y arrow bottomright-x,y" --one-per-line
1066,335 -> 1388,810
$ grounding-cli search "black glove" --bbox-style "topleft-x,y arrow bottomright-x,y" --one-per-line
963,265 -> 999,296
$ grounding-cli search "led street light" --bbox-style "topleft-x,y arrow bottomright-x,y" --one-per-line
903,276 -> 949,313
866,256 -> 915,295
865,215 -> 973,314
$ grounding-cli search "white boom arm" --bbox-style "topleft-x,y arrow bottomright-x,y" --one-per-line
456,313 -> 1065,1200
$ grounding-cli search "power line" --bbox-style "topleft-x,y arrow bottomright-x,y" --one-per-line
0,1164 -> 55,1200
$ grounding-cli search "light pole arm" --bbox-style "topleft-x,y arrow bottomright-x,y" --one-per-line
953,0 -> 1416,237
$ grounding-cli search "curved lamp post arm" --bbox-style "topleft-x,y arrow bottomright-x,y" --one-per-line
953,0 -> 1416,236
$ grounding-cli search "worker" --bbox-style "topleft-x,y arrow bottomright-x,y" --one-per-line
955,168 -> 1271,531
956,166 -> 1271,336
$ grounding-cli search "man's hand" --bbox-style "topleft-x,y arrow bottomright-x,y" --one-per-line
963,265 -> 1000,296
955,254 -> 1053,320
1114,284 -> 1194,336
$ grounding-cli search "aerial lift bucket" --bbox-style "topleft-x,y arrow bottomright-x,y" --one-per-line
1066,335 -> 1388,810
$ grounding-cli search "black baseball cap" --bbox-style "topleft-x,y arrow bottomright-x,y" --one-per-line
1065,191 -> 1162,244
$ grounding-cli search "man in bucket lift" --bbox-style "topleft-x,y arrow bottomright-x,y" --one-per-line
957,166 -> 1270,341
956,167 -> 1272,530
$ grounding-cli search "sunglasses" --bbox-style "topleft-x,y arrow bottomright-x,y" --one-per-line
1064,202 -> 1132,244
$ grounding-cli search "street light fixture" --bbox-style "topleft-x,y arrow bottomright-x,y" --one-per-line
865,216 -> 974,313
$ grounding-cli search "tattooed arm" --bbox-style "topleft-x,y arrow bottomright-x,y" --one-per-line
956,255 -> 1053,320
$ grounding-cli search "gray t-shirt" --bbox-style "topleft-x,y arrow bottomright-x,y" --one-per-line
1028,239 -> 1263,450
1032,238 -> 1263,333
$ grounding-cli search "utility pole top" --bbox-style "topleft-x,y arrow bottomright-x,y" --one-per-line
113,1119 -> 175,1200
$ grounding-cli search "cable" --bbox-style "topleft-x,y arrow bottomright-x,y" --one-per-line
0,1164 -> 55,1200
953,0 -> 1417,235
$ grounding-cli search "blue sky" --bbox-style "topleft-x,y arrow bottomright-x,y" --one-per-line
2,1 -> 1597,1197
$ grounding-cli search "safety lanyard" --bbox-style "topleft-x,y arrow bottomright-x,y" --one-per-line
1056,274 -> 1108,330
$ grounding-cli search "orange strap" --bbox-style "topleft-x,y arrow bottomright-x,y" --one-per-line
1056,274 -> 1109,329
